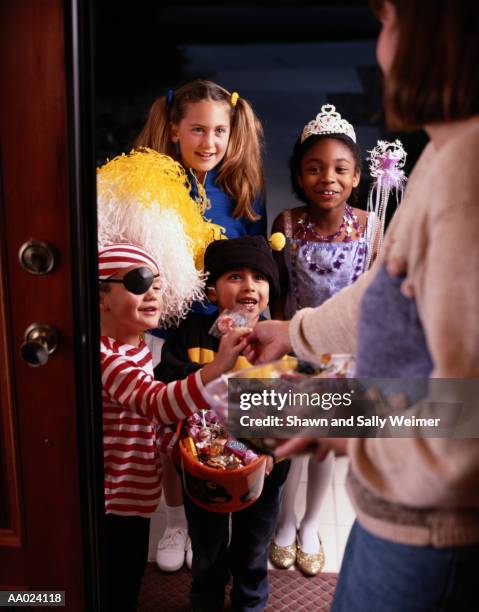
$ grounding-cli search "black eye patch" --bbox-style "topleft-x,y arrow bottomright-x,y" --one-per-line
101,266 -> 159,295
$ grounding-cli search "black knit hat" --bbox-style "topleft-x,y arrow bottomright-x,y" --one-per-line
204,236 -> 280,297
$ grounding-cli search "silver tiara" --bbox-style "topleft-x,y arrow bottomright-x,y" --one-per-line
301,104 -> 356,144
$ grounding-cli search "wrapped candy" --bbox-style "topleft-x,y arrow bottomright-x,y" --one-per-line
185,437 -> 198,458
209,309 -> 253,338
188,425 -> 200,438
225,439 -> 251,459
205,411 -> 219,425
184,410 -> 259,470
243,450 -> 258,465
289,354 -> 355,378
188,413 -> 202,425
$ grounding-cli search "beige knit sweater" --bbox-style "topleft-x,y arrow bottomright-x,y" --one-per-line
289,120 -> 479,547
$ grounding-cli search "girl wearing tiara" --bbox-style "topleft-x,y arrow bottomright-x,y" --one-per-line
135,80 -> 268,572
269,105 -> 376,575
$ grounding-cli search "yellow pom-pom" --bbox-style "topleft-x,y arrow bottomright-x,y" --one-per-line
97,148 -> 228,325
97,148 -> 224,269
269,232 -> 286,251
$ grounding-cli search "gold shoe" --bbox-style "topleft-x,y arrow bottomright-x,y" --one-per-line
296,534 -> 325,576
269,537 -> 297,569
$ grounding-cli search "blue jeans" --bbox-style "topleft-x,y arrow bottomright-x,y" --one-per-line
184,460 -> 289,612
333,521 -> 479,612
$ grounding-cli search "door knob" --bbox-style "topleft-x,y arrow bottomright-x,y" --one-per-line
20,323 -> 59,367
18,240 -> 57,275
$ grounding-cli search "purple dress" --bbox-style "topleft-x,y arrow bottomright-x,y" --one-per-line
283,209 -> 376,318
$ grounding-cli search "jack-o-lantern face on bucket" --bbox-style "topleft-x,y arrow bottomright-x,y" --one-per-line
180,438 -> 267,513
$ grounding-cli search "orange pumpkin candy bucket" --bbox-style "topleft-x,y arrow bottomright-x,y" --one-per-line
176,420 -> 267,513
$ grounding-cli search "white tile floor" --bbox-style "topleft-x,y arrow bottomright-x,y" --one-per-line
149,456 -> 356,573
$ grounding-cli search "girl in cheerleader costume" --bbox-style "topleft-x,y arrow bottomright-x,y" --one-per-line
135,80 -> 267,239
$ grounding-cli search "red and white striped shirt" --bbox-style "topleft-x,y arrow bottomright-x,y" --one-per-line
101,336 -> 208,517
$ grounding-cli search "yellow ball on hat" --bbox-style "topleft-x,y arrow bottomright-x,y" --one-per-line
269,232 -> 286,252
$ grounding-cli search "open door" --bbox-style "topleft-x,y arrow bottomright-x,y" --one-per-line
0,1 -> 102,609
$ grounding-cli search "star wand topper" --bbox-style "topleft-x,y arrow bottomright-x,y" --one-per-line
366,139 -> 407,269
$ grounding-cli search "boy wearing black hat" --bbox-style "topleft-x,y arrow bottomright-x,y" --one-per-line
155,236 -> 289,612
157,236 -> 280,380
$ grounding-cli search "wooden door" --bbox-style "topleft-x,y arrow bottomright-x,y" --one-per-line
0,1 -> 102,609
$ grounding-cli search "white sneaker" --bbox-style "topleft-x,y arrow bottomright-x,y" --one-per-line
185,536 -> 193,570
156,527 -> 188,572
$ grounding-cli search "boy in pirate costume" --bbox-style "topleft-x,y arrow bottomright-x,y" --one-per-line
96,150 -> 235,611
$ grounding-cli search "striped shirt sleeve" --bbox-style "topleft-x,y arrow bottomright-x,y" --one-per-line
101,350 -> 209,424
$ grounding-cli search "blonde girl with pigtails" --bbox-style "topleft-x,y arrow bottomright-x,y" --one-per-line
135,80 -> 267,238
134,80 -> 270,573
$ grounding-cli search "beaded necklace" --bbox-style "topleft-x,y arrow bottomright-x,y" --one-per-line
294,203 -> 362,243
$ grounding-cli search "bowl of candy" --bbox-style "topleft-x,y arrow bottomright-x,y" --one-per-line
178,410 -> 267,513
204,354 -> 355,420
204,355 -> 300,424
203,354 -> 356,453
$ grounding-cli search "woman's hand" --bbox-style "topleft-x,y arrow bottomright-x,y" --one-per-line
243,320 -> 292,364
382,237 -> 414,297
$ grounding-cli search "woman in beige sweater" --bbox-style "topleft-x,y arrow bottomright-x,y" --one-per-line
245,1 -> 479,610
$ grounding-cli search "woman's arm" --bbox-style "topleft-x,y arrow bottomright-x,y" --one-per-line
350,137 -> 479,509
289,265 -> 374,362
245,262 -> 375,365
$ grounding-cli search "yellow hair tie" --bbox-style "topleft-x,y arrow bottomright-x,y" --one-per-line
231,92 -> 239,107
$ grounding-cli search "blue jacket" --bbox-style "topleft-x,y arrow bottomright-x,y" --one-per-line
189,166 -> 267,316
189,167 -> 267,239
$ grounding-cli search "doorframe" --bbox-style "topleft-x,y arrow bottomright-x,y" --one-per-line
65,1 -> 104,608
